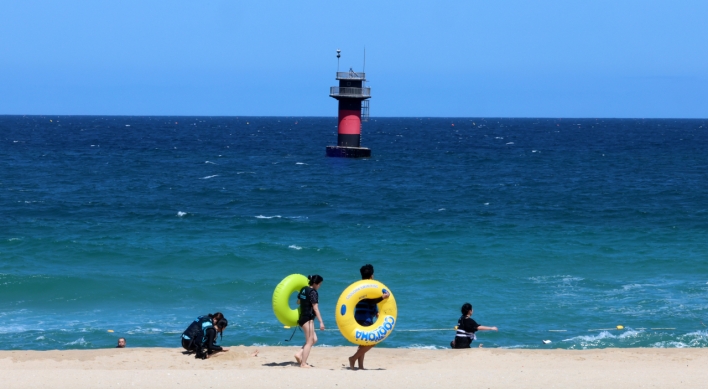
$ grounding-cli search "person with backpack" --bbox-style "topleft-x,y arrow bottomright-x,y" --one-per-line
294,274 -> 324,368
181,312 -> 229,359
450,303 -> 498,348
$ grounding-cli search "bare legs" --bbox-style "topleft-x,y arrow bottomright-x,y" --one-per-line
348,345 -> 374,370
294,320 -> 317,368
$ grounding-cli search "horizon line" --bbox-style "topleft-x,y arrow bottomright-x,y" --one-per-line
1,114 -> 707,120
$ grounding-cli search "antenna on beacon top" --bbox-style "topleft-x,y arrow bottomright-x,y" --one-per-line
336,49 -> 341,72
363,47 -> 366,74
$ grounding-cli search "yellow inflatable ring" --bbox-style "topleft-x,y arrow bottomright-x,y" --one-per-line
272,274 -> 309,327
335,280 -> 397,345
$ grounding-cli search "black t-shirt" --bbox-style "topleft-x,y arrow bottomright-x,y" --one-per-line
308,288 -> 319,305
298,288 -> 319,324
457,317 -> 480,334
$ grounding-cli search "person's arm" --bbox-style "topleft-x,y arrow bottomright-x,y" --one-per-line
312,303 -> 325,330
204,328 -> 224,353
477,325 -> 498,331
370,289 -> 391,304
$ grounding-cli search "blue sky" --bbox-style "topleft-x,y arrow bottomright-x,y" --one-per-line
1,0 -> 706,117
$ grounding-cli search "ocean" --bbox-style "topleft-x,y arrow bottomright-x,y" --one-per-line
1,115 -> 707,350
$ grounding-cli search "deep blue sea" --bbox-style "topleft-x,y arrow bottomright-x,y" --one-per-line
1,115 -> 707,350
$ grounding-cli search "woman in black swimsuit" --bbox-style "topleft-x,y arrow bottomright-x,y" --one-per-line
294,275 -> 324,368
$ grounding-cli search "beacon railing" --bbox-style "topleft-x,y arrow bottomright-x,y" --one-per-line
336,71 -> 366,80
329,87 -> 371,98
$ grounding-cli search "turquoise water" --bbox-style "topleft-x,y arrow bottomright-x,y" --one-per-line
1,116 -> 707,350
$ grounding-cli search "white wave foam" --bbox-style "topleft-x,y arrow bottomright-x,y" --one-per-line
65,337 -> 88,346
562,329 -> 645,346
35,336 -> 45,340
255,215 -> 281,219
126,327 -> 163,335
562,330 -> 615,343
199,175 -> 219,180
296,162 -> 307,165
438,208 -> 446,211
0,324 -> 31,334
405,344 -> 445,350
237,172 -> 255,174
205,161 -> 217,165
177,211 -> 187,217
506,142 -> 514,145
529,275 -> 584,284
621,283 -> 648,291
8,238 -> 21,241
683,329 -> 708,337
653,341 -> 690,348
288,245 -> 302,250
532,150 -> 538,153
495,137 -> 504,139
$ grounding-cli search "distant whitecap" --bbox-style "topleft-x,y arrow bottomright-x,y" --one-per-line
296,162 -> 307,165
205,161 -> 217,165
65,337 -> 88,346
288,245 -> 302,250
177,211 -> 187,217
506,142 -> 514,145
199,175 -> 219,180
255,215 -> 281,219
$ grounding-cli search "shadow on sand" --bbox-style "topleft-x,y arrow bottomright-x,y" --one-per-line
262,361 -> 300,367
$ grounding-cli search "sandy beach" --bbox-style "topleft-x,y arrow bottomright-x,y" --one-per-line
1,346 -> 706,388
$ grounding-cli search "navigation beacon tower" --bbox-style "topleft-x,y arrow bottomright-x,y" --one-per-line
326,49 -> 371,158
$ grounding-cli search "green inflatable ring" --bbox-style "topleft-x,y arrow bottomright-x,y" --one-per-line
272,274 -> 309,326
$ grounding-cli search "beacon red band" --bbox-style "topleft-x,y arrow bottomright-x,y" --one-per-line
338,109 -> 362,135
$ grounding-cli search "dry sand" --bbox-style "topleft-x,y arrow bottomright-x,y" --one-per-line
1,346 -> 706,388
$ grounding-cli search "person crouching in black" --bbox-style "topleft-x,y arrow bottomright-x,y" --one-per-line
181,312 -> 229,359
451,303 -> 497,348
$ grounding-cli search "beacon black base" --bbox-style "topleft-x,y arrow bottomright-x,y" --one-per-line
326,146 -> 371,158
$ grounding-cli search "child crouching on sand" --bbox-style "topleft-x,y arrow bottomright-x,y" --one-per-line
450,303 -> 497,348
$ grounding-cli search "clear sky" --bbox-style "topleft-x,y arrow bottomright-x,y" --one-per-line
1,0 -> 706,118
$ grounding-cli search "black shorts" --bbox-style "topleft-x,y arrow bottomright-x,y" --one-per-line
182,338 -> 198,351
298,314 -> 314,327
451,337 -> 472,349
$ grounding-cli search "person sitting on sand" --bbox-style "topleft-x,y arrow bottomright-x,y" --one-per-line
181,312 -> 229,359
116,338 -> 126,348
450,303 -> 497,349
294,275 -> 324,368
348,264 -> 390,370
